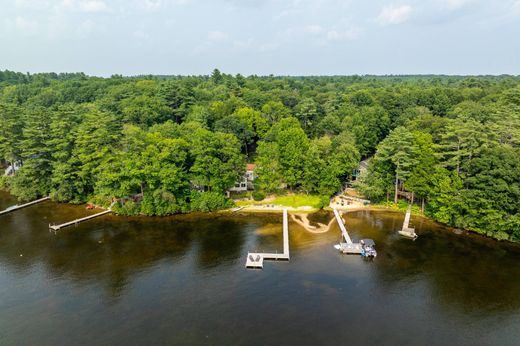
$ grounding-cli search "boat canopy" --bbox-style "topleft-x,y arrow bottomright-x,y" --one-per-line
361,239 -> 375,247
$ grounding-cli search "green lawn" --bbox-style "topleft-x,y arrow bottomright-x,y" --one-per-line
271,194 -> 323,207
235,194 -> 326,208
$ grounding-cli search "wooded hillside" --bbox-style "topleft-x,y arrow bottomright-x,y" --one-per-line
0,70 -> 518,241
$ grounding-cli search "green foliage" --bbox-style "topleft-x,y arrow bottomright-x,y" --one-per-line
0,71 -> 518,241
316,195 -> 331,209
190,191 -> 234,212
252,191 -> 266,201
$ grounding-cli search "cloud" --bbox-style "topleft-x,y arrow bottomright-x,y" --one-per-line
305,25 -> 324,34
14,0 -> 51,10
512,0 -> 520,14
79,0 -> 110,13
377,4 -> 413,25
141,0 -> 162,11
76,19 -> 96,37
207,30 -> 229,42
304,24 -> 360,42
436,0 -> 472,10
326,28 -> 360,41
60,0 -> 110,13
15,16 -> 39,32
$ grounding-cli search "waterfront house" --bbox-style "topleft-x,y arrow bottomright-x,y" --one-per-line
229,164 -> 256,192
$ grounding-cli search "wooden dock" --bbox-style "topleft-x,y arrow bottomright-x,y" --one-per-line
333,208 -> 362,254
0,197 -> 50,216
399,206 -> 417,239
245,208 -> 290,269
49,209 -> 112,231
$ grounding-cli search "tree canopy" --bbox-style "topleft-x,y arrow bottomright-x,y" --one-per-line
0,71 -> 519,241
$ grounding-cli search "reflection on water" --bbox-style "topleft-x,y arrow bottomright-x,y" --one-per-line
0,191 -> 519,345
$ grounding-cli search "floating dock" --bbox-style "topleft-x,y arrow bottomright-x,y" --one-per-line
49,208 -> 112,232
333,208 -> 362,254
0,197 -> 50,216
398,206 -> 418,239
245,208 -> 290,269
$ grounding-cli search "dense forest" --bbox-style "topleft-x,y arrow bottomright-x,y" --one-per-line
0,70 -> 519,242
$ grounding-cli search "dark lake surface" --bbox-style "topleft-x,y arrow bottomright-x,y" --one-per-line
1,190 -> 519,345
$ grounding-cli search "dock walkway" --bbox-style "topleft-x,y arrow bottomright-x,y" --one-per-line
245,209 -> 290,269
0,197 -> 50,216
49,202 -> 116,231
333,208 -> 362,254
399,206 -> 417,239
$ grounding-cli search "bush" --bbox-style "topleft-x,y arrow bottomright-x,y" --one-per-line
113,200 -> 140,216
141,190 -> 182,216
252,191 -> 266,201
190,191 -> 234,212
0,176 -> 10,190
315,196 -> 331,209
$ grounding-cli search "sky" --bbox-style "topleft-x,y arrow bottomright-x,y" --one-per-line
1,0 -> 520,76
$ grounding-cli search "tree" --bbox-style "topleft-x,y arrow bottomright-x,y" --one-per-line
0,103 -> 24,167
188,128 -> 245,193
10,107 -> 53,200
348,106 -> 390,157
254,141 -> 283,193
261,101 -> 290,125
406,131 -> 437,210
295,98 -> 319,133
372,127 -> 418,203
439,118 -> 486,176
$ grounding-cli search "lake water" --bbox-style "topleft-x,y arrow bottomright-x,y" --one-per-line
1,191 -> 519,345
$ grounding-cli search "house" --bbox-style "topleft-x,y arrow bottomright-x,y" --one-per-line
3,161 -> 21,177
352,160 -> 369,181
229,164 -> 256,192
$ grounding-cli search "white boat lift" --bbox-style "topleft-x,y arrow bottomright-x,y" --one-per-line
398,206 -> 418,239
333,209 -> 362,254
245,208 -> 290,269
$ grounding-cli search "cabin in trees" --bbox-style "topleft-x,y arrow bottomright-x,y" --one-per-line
352,160 -> 369,181
229,164 -> 257,192
3,161 -> 21,177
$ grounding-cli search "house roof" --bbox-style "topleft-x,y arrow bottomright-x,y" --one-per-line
246,163 -> 256,171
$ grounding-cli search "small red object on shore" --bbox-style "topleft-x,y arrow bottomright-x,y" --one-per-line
86,204 -> 95,210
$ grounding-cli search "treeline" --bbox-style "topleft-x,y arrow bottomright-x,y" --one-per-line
0,70 -> 519,240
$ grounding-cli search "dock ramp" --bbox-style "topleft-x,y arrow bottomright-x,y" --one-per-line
245,209 -> 290,269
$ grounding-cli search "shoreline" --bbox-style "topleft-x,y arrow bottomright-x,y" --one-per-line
1,189 -> 518,245
230,204 -> 520,246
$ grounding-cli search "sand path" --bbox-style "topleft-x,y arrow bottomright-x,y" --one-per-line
291,213 -> 335,234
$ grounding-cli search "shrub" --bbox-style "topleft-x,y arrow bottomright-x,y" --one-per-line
252,191 -> 266,201
190,191 -> 234,212
0,176 -> 10,190
315,196 -> 331,209
113,200 -> 140,216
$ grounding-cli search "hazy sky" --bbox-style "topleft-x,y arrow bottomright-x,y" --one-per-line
1,0 -> 519,76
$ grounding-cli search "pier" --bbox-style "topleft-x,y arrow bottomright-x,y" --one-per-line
49,206 -> 113,231
398,206 -> 417,239
245,208 -> 290,269
0,197 -> 50,216
333,208 -> 362,254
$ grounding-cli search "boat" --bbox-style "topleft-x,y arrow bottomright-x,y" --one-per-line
360,239 -> 377,258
